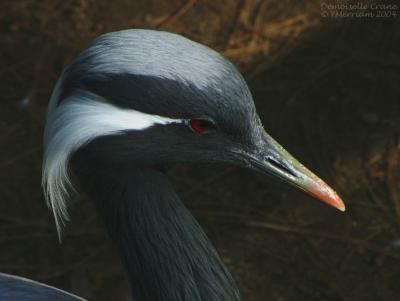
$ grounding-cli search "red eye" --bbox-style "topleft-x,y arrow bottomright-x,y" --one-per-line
189,119 -> 216,133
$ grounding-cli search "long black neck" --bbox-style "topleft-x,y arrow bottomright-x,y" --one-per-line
83,167 -> 240,301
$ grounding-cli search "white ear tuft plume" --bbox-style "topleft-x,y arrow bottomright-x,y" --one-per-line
42,91 -> 181,237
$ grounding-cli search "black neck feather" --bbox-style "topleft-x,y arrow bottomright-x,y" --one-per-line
83,168 -> 240,301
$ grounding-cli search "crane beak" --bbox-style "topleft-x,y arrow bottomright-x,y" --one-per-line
244,131 -> 345,212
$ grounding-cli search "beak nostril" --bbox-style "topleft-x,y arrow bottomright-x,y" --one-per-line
265,156 -> 297,178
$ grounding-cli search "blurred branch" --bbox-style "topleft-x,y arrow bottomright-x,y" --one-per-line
150,0 -> 197,27
198,210 -> 400,260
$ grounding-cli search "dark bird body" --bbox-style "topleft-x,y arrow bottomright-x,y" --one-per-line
0,29 -> 345,301
0,273 -> 84,301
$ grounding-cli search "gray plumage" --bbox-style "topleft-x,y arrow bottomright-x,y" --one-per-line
40,29 -> 252,301
0,273 -> 85,301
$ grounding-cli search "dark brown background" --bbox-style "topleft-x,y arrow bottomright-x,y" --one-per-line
0,0 -> 399,300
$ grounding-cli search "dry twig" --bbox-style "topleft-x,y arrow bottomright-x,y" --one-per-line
152,0 -> 197,28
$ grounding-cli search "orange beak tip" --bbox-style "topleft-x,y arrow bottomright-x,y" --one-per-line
329,192 -> 346,212
337,202 -> 346,212
325,194 -> 346,213
306,179 -> 346,213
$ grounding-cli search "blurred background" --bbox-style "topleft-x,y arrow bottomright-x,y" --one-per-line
0,0 -> 399,300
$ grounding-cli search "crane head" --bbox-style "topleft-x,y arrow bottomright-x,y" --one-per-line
43,29 -> 345,232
